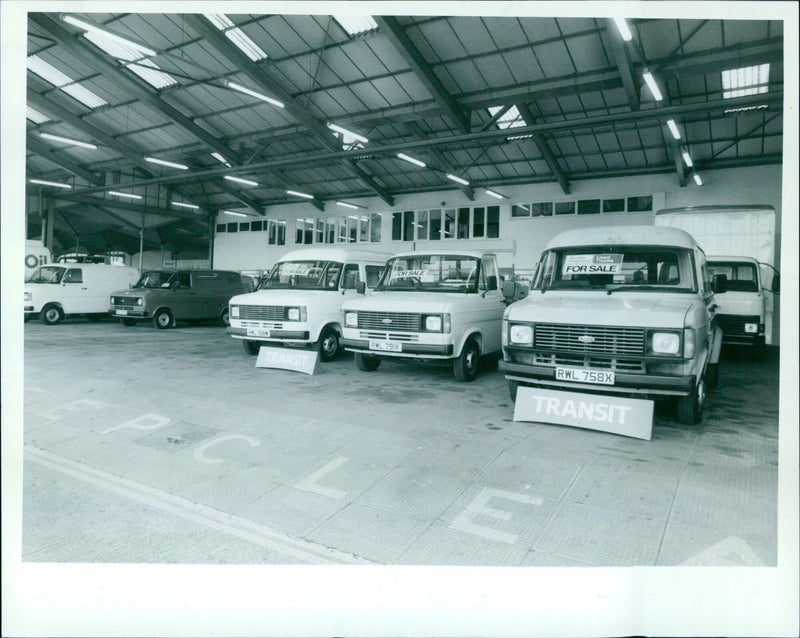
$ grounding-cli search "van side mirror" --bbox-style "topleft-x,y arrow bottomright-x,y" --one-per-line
712,273 -> 728,294
502,280 -> 517,299
486,275 -> 498,291
356,280 -> 366,295
772,274 -> 780,294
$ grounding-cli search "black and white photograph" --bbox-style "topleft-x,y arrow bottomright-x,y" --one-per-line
2,1 -> 798,636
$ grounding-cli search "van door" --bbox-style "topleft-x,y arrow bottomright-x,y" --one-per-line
342,263 -> 361,296
172,271 -> 198,319
60,267 -> 90,313
477,257 -> 506,353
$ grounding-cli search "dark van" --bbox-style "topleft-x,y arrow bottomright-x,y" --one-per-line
109,269 -> 248,329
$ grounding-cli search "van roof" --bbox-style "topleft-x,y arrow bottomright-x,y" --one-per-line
277,247 -> 391,263
545,225 -> 699,250
146,268 -> 238,275
707,255 -> 760,265
387,249 -> 495,260
46,262 -> 137,272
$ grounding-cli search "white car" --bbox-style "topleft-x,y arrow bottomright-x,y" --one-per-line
227,248 -> 389,361
341,250 -> 513,381
502,225 -> 726,425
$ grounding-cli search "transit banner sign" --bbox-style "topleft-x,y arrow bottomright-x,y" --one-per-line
256,346 -> 319,375
514,386 -> 653,440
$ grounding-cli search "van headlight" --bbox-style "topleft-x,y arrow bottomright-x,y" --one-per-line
231,305 -> 240,318
285,306 -> 306,321
345,311 -> 358,328
744,322 -> 758,333
647,330 -> 681,355
423,314 -> 450,333
509,324 -> 533,345
24,292 -> 31,302
136,297 -> 143,306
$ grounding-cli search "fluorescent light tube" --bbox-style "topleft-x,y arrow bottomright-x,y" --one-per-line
224,210 -> 248,218
109,191 -> 142,200
145,157 -> 188,170
397,153 -> 426,167
62,15 -> 156,57
447,174 -> 470,186
693,174 -> 703,186
613,18 -> 633,41
29,179 -> 72,189
173,202 -> 199,210
327,123 -> 368,144
336,201 -> 360,209
40,132 -> 97,149
224,175 -> 259,186
643,71 -> 663,101
287,190 -> 314,199
682,151 -> 694,167
666,119 -> 681,140
226,81 -> 284,108
211,152 -> 230,166
485,189 -> 505,199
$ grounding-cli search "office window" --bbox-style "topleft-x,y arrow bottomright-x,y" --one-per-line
416,210 -> 429,240
429,209 -> 442,240
370,213 -> 381,242
443,208 -> 456,239
627,195 -> 653,212
577,199 -> 601,215
349,217 -> 358,243
511,203 -> 531,217
250,220 -> 263,231
239,222 -> 250,231
603,198 -> 625,213
555,201 -> 575,215
532,202 -> 553,216
487,206 -> 500,238
473,207 -> 485,237
227,223 -> 238,232
457,208 -> 470,239
216,224 -> 226,233
359,216 -> 369,242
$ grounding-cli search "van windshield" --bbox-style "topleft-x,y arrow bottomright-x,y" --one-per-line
27,265 -> 66,284
134,270 -> 175,288
708,261 -> 759,292
533,246 -> 696,293
376,255 -> 480,292
261,260 -> 343,290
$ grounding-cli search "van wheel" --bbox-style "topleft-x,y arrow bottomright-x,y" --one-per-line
705,362 -> 719,390
121,318 -> 137,327
509,379 -> 518,402
453,339 -> 480,382
219,307 -> 230,327
40,304 -> 63,325
242,340 -> 260,356
153,309 -> 173,329
677,379 -> 704,425
355,353 -> 380,371
318,328 -> 340,361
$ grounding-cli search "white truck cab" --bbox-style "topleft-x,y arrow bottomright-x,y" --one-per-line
227,248 -> 389,360
341,250 -> 513,381
707,255 -> 779,354
502,226 -> 726,424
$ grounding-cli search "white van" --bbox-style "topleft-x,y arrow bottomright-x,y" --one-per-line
341,250 -> 513,381
25,263 -> 139,325
502,226 -> 726,424
228,248 -> 389,360
707,255 -> 780,353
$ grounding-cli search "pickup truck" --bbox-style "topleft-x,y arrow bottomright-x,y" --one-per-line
501,226 -> 727,425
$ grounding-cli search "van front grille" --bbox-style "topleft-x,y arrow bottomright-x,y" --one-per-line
237,305 -> 285,321
534,323 -> 645,356
356,312 -> 422,332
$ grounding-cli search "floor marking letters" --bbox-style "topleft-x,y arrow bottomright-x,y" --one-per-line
40,398 -> 106,420
450,487 -> 544,544
101,413 -> 170,435
193,434 -> 261,464
680,536 -> 764,566
294,456 -> 349,499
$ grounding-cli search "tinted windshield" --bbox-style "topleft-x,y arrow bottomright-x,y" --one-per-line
377,255 -> 479,292
134,270 -> 175,288
27,265 -> 66,284
708,261 -> 758,292
261,260 -> 343,290
533,246 -> 696,292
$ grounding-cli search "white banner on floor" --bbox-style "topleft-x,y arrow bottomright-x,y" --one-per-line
256,346 -> 319,375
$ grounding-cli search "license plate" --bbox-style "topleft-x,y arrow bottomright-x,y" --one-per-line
369,339 -> 402,352
116,309 -> 128,316
246,327 -> 271,337
555,367 -> 615,385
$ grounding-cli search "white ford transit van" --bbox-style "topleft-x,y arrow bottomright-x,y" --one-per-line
341,250 -> 514,381
25,263 -> 139,325
228,248 -> 389,360
502,226 -> 726,424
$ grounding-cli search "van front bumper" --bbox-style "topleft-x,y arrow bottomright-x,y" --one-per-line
502,361 -> 695,397
341,337 -> 454,358
110,308 -> 148,318
228,327 -> 310,341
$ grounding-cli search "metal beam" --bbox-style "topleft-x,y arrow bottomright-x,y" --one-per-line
407,122 -> 474,200
668,137 -> 687,187
26,136 -> 104,185
53,192 -> 202,219
605,19 -> 640,111
517,104 -> 570,194
375,16 -> 469,134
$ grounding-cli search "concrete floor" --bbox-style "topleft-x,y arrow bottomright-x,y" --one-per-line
20,317 -> 781,567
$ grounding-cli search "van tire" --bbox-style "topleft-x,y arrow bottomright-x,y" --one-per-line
677,379 -> 704,425
453,338 -> 480,382
120,318 -> 137,327
318,328 -> 340,361
153,309 -> 173,329
355,353 -> 380,371
705,362 -> 719,390
40,304 -> 63,325
242,340 -> 260,355
219,307 -> 230,327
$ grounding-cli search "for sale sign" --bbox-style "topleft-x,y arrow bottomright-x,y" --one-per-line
562,253 -> 623,275
513,386 -> 653,440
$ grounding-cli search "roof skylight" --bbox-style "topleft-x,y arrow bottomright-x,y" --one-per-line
205,14 -> 268,61
82,31 -> 176,89
488,105 -> 532,140
333,15 -> 378,36
27,55 -> 108,108
722,64 -> 770,99
26,106 -> 51,124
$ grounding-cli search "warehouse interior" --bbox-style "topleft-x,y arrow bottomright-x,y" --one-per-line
3,3 -> 798,637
